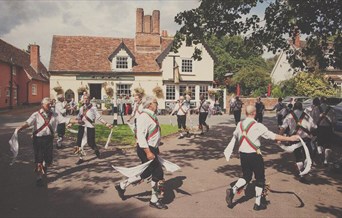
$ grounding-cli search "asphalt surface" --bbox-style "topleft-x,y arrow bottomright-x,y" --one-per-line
0,107 -> 341,217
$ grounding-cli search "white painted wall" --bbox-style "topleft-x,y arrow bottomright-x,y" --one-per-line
270,51 -> 295,84
162,42 -> 214,82
111,49 -> 133,71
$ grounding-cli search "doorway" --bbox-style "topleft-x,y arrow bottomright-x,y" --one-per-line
89,84 -> 102,99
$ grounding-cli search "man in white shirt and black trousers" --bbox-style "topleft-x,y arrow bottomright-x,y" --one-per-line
74,94 -> 113,164
196,94 -> 210,135
115,96 -> 168,210
171,96 -> 190,138
16,97 -> 82,187
224,105 -> 300,211
55,94 -> 69,149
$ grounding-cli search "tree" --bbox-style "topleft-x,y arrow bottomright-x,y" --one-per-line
231,66 -> 271,96
173,0 -> 342,70
206,35 -> 269,81
279,72 -> 337,97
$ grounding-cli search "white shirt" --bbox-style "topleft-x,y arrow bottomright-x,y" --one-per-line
232,117 -> 276,153
26,109 -> 70,137
318,103 -> 335,127
173,101 -> 190,115
136,109 -> 161,148
304,105 -> 321,125
281,110 -> 317,138
55,100 -> 67,123
197,100 -> 210,113
131,101 -> 143,119
77,104 -> 102,128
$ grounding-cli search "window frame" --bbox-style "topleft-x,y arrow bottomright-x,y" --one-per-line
32,84 -> 37,96
166,85 -> 176,101
116,84 -> 132,98
181,59 -> 193,73
116,56 -> 129,69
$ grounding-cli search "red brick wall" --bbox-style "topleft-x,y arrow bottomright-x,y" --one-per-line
28,80 -> 50,104
226,96 -> 278,113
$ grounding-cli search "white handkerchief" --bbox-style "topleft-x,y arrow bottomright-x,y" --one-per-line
112,160 -> 153,178
158,156 -> 181,172
104,129 -> 113,149
299,137 -> 312,176
9,129 -> 19,164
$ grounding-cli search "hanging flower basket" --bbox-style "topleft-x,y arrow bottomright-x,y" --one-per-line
134,87 -> 145,97
105,87 -> 114,97
77,86 -> 87,93
208,89 -> 217,97
153,86 -> 164,99
53,86 -> 64,95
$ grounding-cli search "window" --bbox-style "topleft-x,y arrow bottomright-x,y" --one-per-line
181,59 -> 193,73
179,85 -> 195,100
116,56 -> 128,69
116,84 -> 131,97
13,89 -> 17,99
166,85 -> 175,100
200,85 -> 209,100
6,88 -> 10,97
32,84 -> 37,95
12,67 -> 16,76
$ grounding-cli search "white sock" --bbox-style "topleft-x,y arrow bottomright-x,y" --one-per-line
325,149 -> 332,163
232,178 -> 246,194
120,175 -> 141,189
255,186 -> 263,206
317,146 -> 323,154
150,181 -> 158,203
296,162 -> 304,171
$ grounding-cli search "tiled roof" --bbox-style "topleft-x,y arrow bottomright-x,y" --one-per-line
0,39 -> 49,82
49,35 -> 173,73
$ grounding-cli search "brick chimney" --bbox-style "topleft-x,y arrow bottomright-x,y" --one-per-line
135,8 -> 161,52
30,44 -> 40,72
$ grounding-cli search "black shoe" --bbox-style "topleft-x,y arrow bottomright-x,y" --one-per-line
199,132 -> 204,135
56,145 -> 63,149
253,203 -> 267,211
226,188 -> 234,208
115,185 -> 126,200
149,200 -> 168,210
299,176 -> 309,184
76,159 -> 84,165
36,178 -> 43,187
95,150 -> 101,159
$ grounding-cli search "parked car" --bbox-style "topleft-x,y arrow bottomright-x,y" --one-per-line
300,97 -> 342,109
283,96 -> 310,106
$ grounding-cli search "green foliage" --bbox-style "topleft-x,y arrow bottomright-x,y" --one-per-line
279,72 -> 337,97
206,35 -> 272,84
271,85 -> 284,98
231,66 -> 271,96
293,72 -> 337,97
174,0 -> 342,69
66,124 -> 178,146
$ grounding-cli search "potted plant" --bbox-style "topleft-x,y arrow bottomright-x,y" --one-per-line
153,86 -> 164,99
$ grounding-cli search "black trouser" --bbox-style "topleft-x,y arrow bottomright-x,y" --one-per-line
199,112 -> 208,127
33,135 -> 53,165
137,146 -> 164,182
57,123 -> 66,137
317,126 -> 333,149
233,110 -> 241,125
76,126 -> 98,150
240,152 -> 265,188
255,113 -> 263,123
292,138 -> 312,162
177,115 -> 187,129
277,114 -> 283,126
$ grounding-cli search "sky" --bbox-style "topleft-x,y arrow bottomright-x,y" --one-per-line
0,0 -> 271,67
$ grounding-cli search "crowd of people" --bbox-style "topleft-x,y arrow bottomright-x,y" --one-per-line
11,92 -> 337,211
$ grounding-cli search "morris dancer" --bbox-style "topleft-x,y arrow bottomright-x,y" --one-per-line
196,94 -> 210,135
127,93 -> 143,133
279,102 -> 317,182
317,97 -> 335,165
74,94 -> 113,164
115,96 -> 168,209
15,97 -> 82,186
224,105 -> 300,211
55,94 -> 69,149
171,96 -> 190,138
265,97 -> 286,128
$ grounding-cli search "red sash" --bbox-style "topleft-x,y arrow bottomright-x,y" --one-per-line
143,111 -> 160,141
290,111 -> 310,135
81,104 -> 94,123
238,121 -> 257,151
33,111 -> 53,136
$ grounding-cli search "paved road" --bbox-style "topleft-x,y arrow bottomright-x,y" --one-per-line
0,107 -> 341,217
